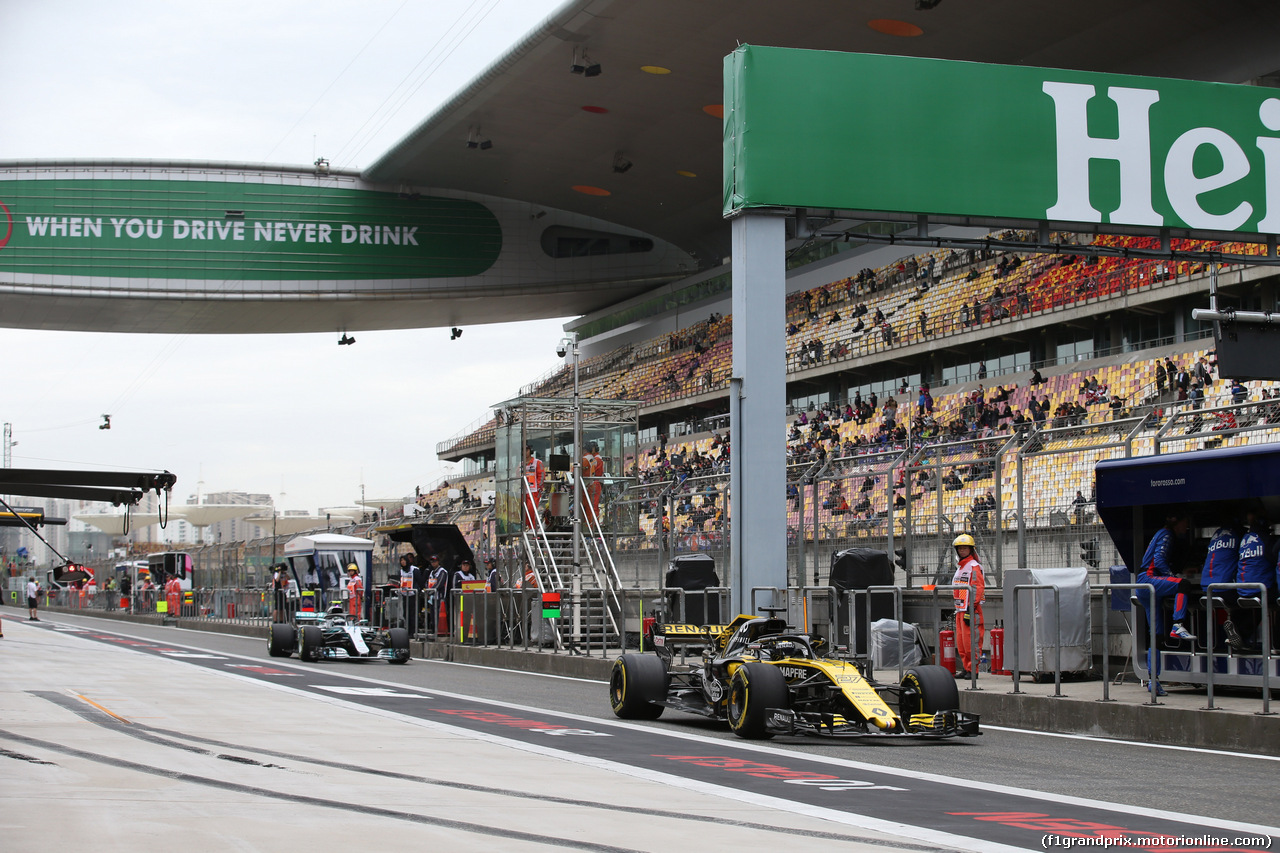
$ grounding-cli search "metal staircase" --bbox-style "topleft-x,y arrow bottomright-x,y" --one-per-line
520,479 -> 625,650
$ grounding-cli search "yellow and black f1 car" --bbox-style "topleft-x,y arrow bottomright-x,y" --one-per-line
609,613 -> 979,740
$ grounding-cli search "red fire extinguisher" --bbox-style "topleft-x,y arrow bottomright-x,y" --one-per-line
990,624 -> 1009,675
938,627 -> 956,674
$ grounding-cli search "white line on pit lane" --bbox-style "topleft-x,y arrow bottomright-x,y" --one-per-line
980,723 -> 1280,762
44,617 -> 1280,842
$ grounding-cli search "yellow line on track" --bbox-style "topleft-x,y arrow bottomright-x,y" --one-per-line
75,693 -> 131,724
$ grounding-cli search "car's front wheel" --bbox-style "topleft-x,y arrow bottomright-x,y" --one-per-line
899,665 -> 959,717
609,654 -> 667,719
300,626 -> 323,662
388,628 -> 410,664
268,623 -> 294,658
726,662 -> 789,739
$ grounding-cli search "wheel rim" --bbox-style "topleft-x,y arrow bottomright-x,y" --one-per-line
727,675 -> 747,726
610,666 -> 626,709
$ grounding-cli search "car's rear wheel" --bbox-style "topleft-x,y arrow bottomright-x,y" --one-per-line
300,626 -> 323,662
388,628 -> 410,664
899,664 -> 959,717
609,654 -> 667,719
726,662 -> 789,739
268,623 -> 294,658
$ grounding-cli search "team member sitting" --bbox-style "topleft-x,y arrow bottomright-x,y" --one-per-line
1200,523 -> 1244,650
1236,512 -> 1277,646
1138,514 -> 1196,643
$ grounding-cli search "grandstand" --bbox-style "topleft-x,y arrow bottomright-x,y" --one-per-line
436,227 -> 1280,584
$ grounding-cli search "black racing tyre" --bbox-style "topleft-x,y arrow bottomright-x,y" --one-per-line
388,628 -> 410,664
300,626 -> 324,662
899,664 -> 960,717
268,623 -> 294,658
609,654 -> 667,720
726,662 -> 789,740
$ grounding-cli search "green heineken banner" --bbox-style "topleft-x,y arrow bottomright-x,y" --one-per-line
0,178 -> 503,280
723,45 -> 1280,238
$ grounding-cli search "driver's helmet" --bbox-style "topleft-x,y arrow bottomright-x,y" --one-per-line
327,603 -> 344,616
770,640 -> 800,661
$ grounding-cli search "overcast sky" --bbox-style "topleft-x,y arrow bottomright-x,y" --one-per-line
0,0 -> 571,513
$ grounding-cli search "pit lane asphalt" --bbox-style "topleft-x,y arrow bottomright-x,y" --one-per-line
20,613 -> 1280,840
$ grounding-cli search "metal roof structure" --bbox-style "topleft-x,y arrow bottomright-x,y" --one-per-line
365,0 -> 1280,266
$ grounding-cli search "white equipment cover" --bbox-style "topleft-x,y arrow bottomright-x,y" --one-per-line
1003,567 -> 1092,674
870,619 -> 924,669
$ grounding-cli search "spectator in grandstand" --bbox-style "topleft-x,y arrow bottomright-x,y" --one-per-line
1155,360 -> 1167,394
1030,368 -> 1047,387
971,492 -> 993,532
1211,408 -> 1237,432
977,361 -> 987,380
1137,513 -> 1196,646
1231,378 -> 1248,405
1173,364 -> 1190,400
918,310 -> 928,337
950,534 -> 986,680
1195,356 -> 1213,387
959,304 -> 970,327
1072,491 -> 1089,525
827,310 -> 841,326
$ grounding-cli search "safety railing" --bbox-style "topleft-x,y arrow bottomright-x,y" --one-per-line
1204,583 -> 1273,715
860,585 -> 906,685
1009,583 -> 1063,698
26,579 -> 1280,716
923,584 -> 979,691
1098,582 -> 1158,705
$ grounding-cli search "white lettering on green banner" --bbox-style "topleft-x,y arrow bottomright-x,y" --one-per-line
723,45 -> 1280,239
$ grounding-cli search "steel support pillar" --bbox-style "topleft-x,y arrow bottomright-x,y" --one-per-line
729,213 -> 787,615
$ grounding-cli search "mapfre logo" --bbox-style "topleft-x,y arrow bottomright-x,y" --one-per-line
0,199 -> 12,251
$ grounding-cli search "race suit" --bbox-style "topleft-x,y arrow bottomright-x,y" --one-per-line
523,455 -> 545,529
1137,525 -> 1189,631
1201,527 -> 1239,590
346,574 -> 363,620
1238,528 -> 1276,598
582,452 -> 604,521
952,554 -> 985,673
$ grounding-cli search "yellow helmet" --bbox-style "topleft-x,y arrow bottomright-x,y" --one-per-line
952,534 -> 976,549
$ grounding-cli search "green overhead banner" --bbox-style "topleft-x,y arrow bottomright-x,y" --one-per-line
723,45 -> 1280,238
0,179 -> 502,280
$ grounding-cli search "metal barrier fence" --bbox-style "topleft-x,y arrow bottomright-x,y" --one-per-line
28,578 -> 1279,713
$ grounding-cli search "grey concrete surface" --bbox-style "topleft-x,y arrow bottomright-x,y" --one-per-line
12,609 -> 1280,831
0,616 -> 964,853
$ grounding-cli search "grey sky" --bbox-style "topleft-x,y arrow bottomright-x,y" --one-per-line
0,0 -> 570,512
